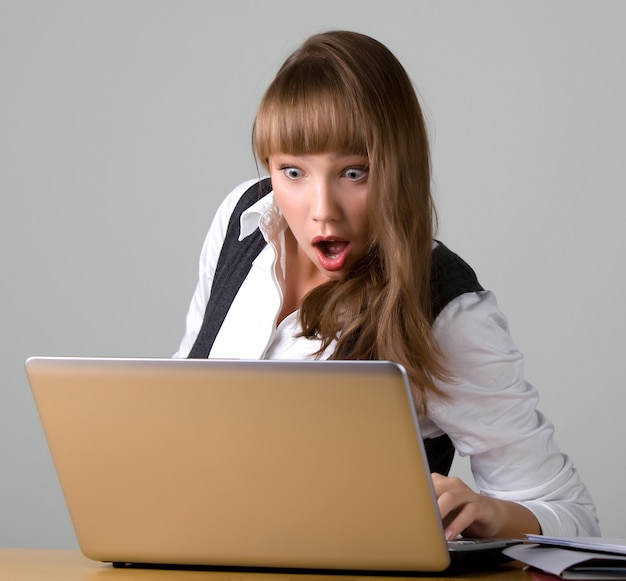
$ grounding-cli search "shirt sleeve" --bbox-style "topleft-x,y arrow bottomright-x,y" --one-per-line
428,290 -> 600,536
172,179 -> 259,358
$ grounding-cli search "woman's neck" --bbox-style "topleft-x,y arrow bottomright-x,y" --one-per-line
277,229 -> 329,325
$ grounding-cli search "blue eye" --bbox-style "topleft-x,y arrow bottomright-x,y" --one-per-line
344,167 -> 369,181
283,167 -> 304,180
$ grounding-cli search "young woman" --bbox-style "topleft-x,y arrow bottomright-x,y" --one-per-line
175,30 -> 600,540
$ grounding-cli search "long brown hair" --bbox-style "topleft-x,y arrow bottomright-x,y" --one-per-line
253,31 -> 447,412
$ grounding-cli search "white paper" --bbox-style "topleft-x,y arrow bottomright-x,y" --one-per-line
525,536 -> 626,556
504,544 -> 626,580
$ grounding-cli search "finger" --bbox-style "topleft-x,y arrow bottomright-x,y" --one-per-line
432,478 -> 482,539
436,481 -> 473,520
431,473 -> 459,496
442,502 -> 481,540
432,474 -> 469,505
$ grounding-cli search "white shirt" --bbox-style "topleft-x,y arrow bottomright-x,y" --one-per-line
175,179 -> 600,537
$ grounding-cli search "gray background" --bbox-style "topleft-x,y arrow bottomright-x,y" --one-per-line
1,0 -> 624,547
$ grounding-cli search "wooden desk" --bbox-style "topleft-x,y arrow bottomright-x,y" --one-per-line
1,549 -> 535,581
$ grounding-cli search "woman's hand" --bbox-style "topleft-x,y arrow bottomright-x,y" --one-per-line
431,473 -> 541,540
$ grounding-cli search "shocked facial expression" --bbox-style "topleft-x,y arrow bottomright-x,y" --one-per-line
268,152 -> 370,282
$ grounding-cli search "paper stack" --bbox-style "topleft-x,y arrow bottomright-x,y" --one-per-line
504,535 -> 626,580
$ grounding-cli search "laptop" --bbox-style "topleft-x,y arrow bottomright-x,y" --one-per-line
25,356 -> 519,573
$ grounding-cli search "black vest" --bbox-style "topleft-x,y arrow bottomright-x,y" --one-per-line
189,178 -> 483,475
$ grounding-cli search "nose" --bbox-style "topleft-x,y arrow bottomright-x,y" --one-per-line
312,179 -> 340,222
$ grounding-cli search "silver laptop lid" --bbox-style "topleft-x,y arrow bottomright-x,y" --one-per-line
26,357 -> 450,572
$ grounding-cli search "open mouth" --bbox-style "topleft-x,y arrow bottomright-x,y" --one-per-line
313,239 -> 351,271
316,239 -> 349,259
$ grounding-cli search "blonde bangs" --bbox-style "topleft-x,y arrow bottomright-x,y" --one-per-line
254,72 -> 369,165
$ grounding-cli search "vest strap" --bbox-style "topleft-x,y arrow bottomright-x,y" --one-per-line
188,179 -> 273,359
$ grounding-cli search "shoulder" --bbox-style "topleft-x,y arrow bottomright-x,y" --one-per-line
433,290 -> 513,358
215,178 -> 268,222
203,178 -> 271,243
430,241 -> 483,319
429,249 -> 522,398
193,178 -> 268,266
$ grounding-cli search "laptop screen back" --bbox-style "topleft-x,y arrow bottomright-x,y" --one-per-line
26,357 -> 450,572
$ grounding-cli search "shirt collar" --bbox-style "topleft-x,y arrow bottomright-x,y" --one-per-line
239,189 -> 286,242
